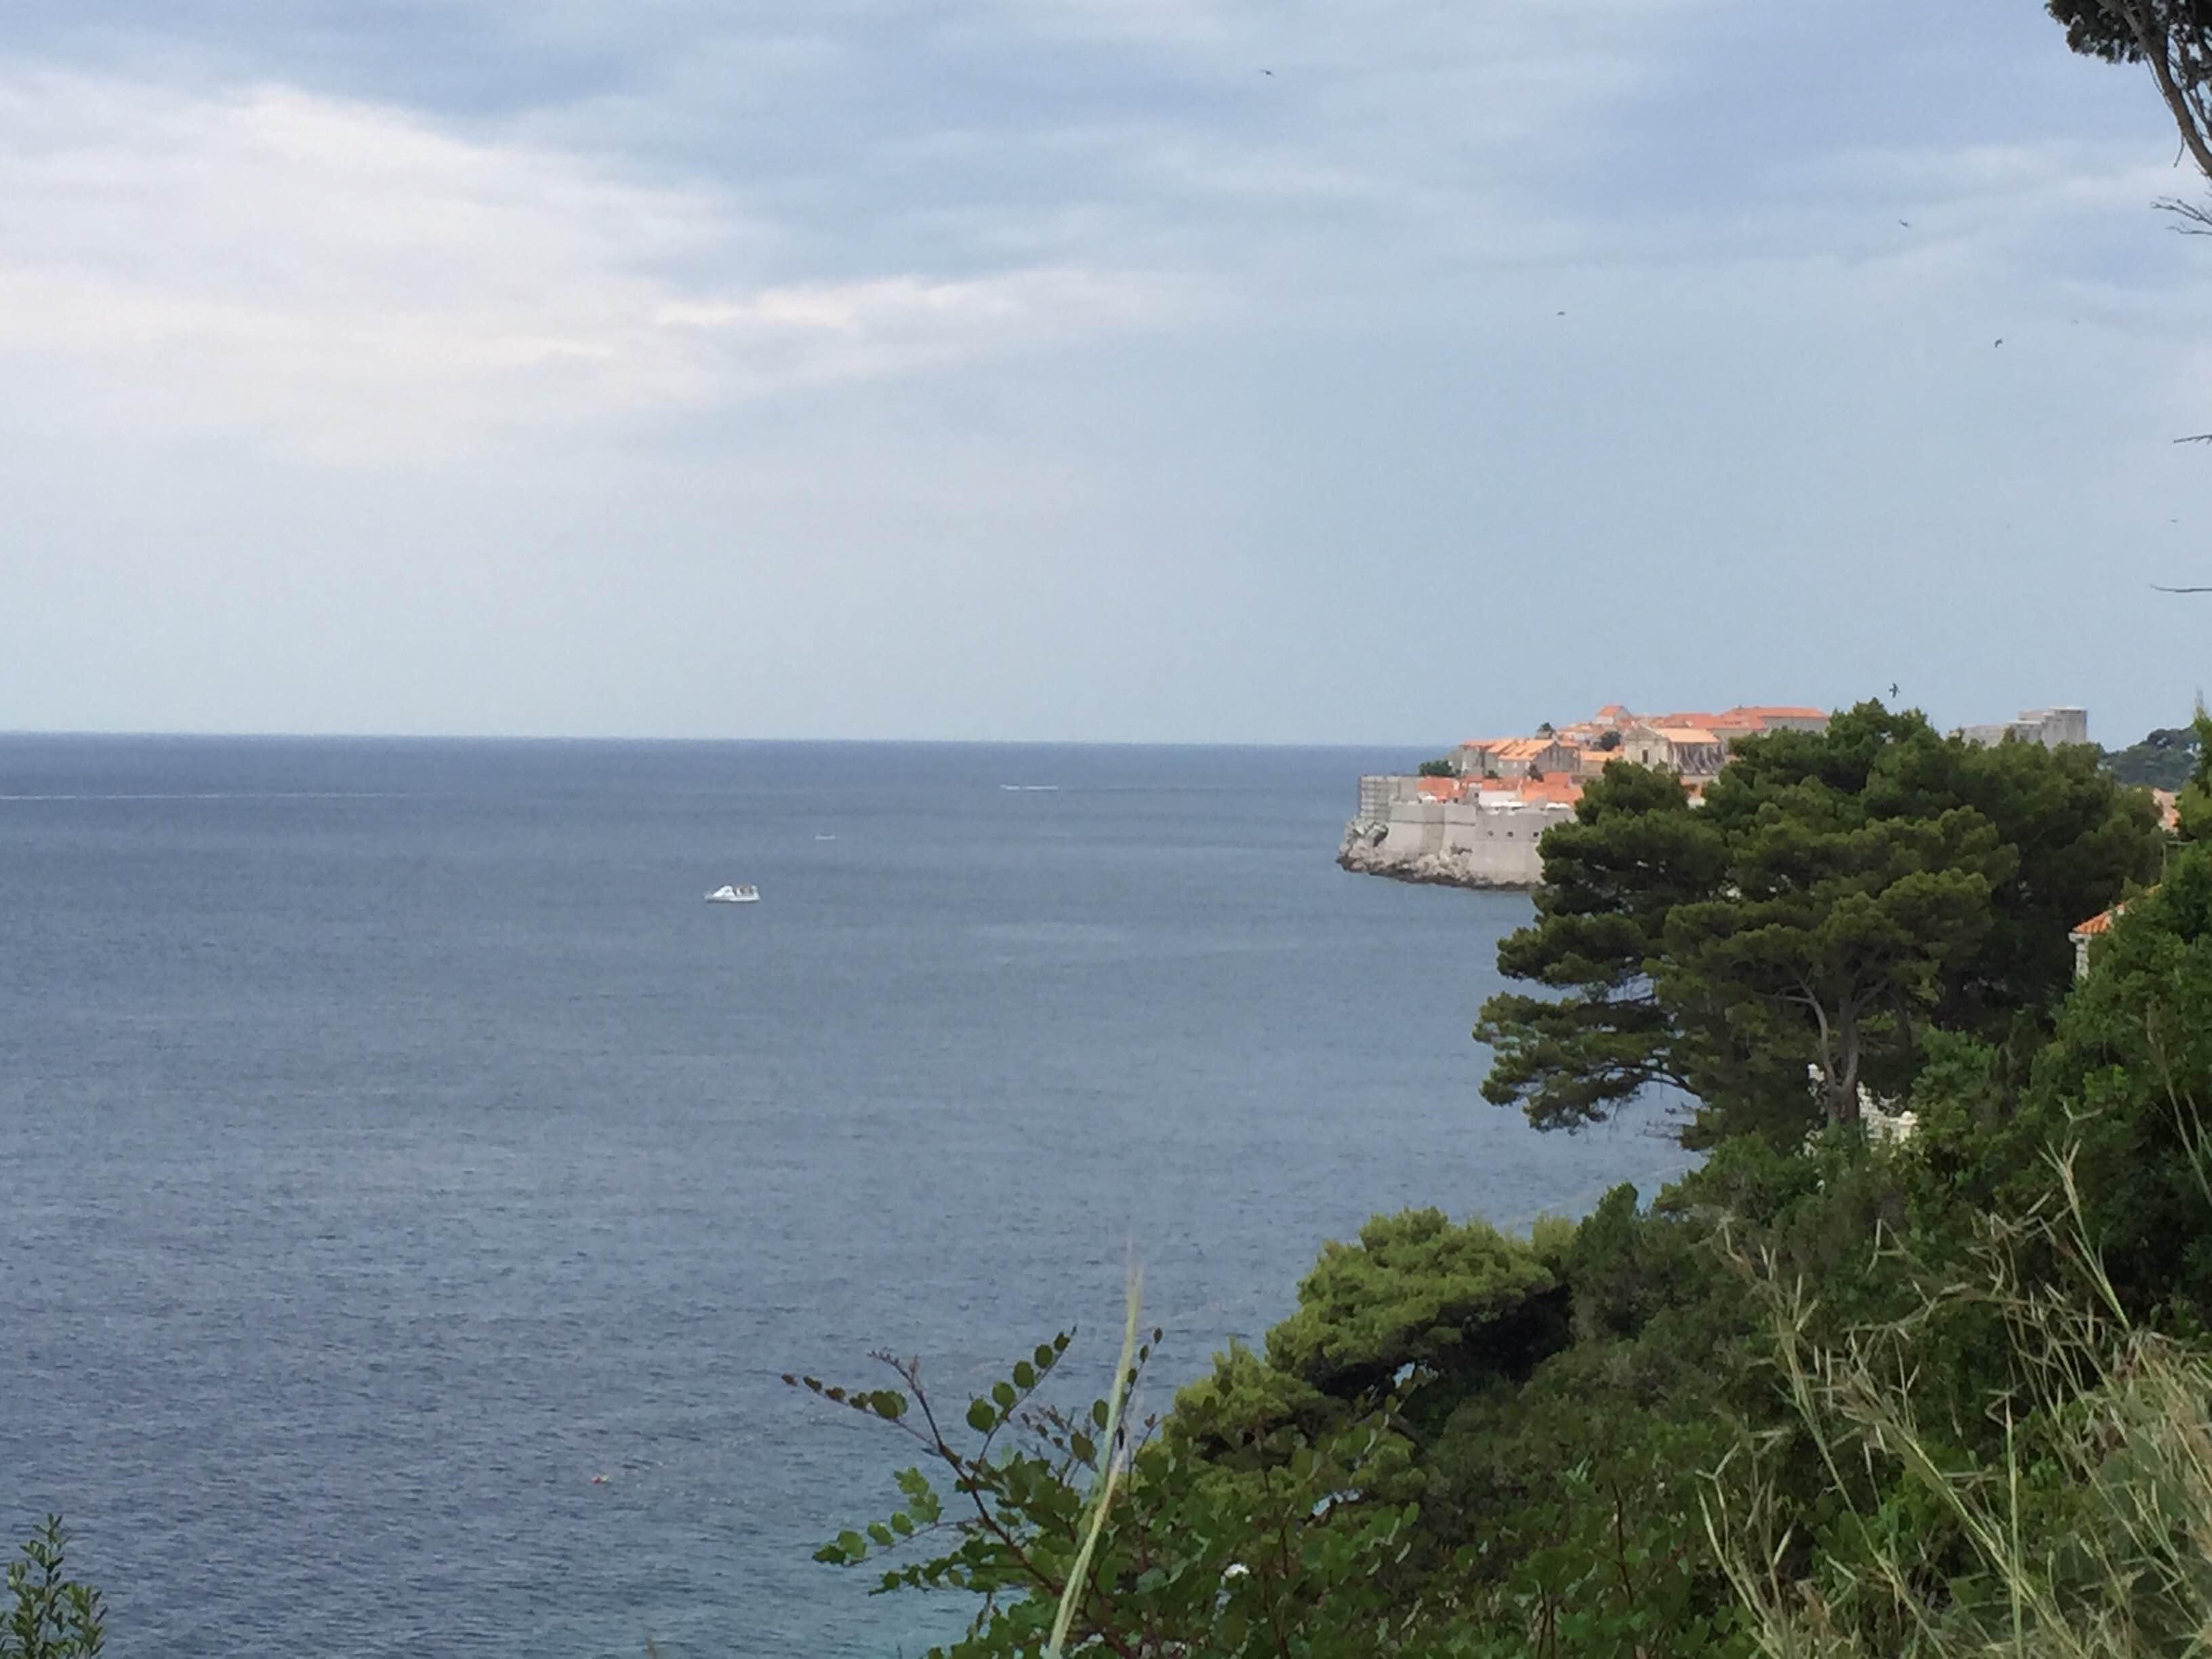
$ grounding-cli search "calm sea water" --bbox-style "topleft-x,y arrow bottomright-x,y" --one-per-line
0,737 -> 1690,1658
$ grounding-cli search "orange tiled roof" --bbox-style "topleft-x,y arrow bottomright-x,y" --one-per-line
1651,726 -> 1721,745
1725,705 -> 1828,720
1518,777 -> 1584,803
2071,907 -> 2121,937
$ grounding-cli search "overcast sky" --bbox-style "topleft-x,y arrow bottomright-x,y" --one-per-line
3,1 -> 2209,745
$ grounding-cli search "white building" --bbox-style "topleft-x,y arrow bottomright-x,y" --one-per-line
1957,707 -> 2090,750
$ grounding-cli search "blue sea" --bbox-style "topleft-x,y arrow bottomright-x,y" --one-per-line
0,737 -> 1692,1657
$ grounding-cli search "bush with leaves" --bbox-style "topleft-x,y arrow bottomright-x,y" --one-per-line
3,1519 -> 102,1659
1712,1151 -> 2212,1658
787,1326 -> 1437,1658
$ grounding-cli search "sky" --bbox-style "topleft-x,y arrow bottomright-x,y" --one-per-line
3,1 -> 2210,745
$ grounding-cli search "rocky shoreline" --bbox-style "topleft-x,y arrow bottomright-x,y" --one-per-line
1335,821 -> 1539,892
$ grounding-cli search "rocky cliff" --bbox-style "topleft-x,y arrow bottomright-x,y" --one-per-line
1335,818 -> 1541,891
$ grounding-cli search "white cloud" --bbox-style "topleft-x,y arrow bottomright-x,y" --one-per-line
0,70 -> 1175,462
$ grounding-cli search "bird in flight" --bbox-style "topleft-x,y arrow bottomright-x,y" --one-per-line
1898,219 -> 1911,228
1993,338 -> 2004,348
2152,583 -> 2212,593
1888,682 -> 1900,700
1261,68 -> 1273,75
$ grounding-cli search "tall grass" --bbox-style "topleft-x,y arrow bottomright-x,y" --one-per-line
1706,1149 -> 2212,1658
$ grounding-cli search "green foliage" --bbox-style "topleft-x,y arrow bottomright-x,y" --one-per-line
806,759 -> 2212,1658
2103,722 -> 2203,791
1417,758 -> 1456,778
2178,705 -> 2212,842
3,1520 -> 103,1659
1663,800 -> 2012,1128
790,1329 -> 1439,1657
1475,759 -> 1727,1130
1264,1209 -> 1565,1396
2014,838 -> 2212,1320
1713,1162 -> 2212,1658
1479,702 -> 2162,1145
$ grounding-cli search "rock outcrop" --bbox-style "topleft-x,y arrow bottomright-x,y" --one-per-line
1335,819 -> 1540,891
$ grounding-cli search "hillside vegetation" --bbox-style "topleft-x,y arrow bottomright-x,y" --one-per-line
804,705 -> 2212,1658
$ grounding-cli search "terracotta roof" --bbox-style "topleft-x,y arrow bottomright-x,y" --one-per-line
1415,776 -> 1467,801
1651,726 -> 1721,745
2070,907 -> 2121,937
1517,777 -> 1584,804
1725,705 -> 1828,720
1595,703 -> 1630,719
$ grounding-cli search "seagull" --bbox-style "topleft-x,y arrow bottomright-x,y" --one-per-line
1993,338 -> 2004,348
1261,67 -> 1273,75
2152,583 -> 2212,592
1898,219 -> 1911,228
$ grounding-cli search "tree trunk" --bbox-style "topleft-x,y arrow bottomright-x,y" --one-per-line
1827,1009 -> 1864,1126
2106,0 -> 2212,182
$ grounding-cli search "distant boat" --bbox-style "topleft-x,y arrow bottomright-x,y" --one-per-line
999,784 -> 1060,792
706,884 -> 760,904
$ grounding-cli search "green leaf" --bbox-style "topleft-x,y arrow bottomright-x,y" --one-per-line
966,1398 -> 996,1433
1091,1399 -> 1110,1429
1011,1361 -> 1036,1390
867,1522 -> 893,1547
991,1380 -> 1017,1410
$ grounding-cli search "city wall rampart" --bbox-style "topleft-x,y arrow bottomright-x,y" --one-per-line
1338,781 -> 1574,888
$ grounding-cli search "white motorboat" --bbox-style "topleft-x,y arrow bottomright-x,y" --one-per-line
706,883 -> 760,904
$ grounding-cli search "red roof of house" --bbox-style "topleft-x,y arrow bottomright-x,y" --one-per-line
1518,777 -> 1584,804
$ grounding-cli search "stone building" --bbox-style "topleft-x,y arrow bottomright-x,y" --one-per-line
1957,707 -> 2090,750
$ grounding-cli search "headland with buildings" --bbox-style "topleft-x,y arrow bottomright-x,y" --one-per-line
1339,702 -> 2094,890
